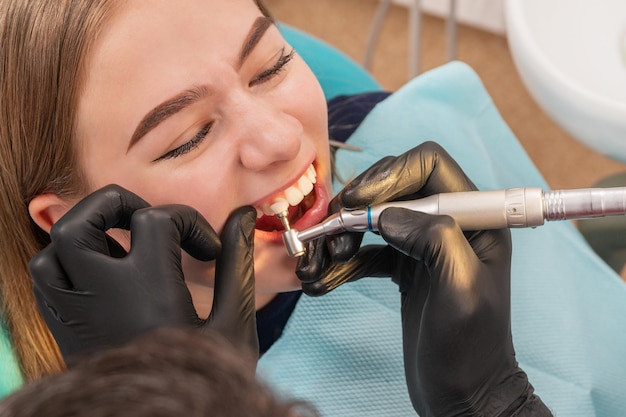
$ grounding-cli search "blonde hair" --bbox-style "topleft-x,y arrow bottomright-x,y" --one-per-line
0,0 -> 119,380
0,0 -> 275,384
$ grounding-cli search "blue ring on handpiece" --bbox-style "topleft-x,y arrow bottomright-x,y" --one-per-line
367,207 -> 373,231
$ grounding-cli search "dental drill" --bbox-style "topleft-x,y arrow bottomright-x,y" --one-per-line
274,187 -> 626,257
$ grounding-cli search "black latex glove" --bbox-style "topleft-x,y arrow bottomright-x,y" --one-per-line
297,142 -> 551,416
30,184 -> 258,363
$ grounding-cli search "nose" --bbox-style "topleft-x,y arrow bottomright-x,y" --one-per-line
232,96 -> 303,171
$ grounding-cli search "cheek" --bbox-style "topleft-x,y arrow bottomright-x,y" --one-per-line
147,180 -> 234,233
283,59 -> 329,142
89,158 -> 236,233
106,228 -> 132,252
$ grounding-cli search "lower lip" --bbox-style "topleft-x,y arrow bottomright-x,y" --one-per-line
254,180 -> 330,244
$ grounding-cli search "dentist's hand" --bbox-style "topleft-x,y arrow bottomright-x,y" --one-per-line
30,185 -> 258,363
297,142 -> 551,416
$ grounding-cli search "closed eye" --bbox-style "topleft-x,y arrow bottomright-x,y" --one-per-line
152,122 -> 213,162
250,47 -> 296,86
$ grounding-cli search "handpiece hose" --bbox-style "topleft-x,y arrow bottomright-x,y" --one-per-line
281,187 -> 626,257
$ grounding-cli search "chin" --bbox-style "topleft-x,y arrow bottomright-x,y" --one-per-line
253,240 -> 302,293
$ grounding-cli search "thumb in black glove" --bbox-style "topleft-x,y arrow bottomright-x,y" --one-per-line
29,184 -> 258,363
297,142 -> 552,416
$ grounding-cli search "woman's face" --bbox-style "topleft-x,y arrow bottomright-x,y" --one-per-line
74,0 -> 332,303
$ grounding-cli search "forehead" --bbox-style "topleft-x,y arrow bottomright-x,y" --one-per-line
100,0 -> 262,49
76,0 -> 266,151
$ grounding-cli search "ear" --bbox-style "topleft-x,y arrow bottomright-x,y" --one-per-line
28,193 -> 75,234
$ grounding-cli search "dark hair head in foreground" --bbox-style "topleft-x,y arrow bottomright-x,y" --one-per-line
0,328 -> 318,417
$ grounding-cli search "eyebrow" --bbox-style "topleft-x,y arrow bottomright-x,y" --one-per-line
127,15 -> 275,151
238,16 -> 273,68
127,86 -> 208,151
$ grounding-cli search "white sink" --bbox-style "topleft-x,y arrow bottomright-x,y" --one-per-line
505,0 -> 626,162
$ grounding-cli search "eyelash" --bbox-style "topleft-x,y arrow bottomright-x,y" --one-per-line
251,47 -> 296,86
153,123 -> 213,162
154,48 -> 296,162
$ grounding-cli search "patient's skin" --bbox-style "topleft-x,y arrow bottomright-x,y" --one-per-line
31,0 -> 333,314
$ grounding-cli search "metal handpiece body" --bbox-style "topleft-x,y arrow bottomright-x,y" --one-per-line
281,187 -> 626,257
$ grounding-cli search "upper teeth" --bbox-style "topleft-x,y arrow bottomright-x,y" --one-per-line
258,164 -> 317,217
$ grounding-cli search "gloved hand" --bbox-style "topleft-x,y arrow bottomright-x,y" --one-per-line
297,142 -> 551,416
30,184 -> 258,363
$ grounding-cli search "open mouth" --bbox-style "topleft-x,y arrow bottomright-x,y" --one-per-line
255,164 -> 317,232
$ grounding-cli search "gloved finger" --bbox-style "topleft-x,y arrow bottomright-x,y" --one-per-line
324,197 -> 365,263
32,285 -> 82,359
377,207 -> 509,296
301,245 -> 395,296
29,246 -> 88,348
296,229 -> 371,286
124,205 -> 211,328
129,204 -> 221,263
128,204 -> 221,326
325,142 -> 476,262
339,141 -> 477,210
297,193 -> 365,267
51,184 -> 150,269
29,244 -> 98,320
378,207 -> 474,277
30,251 -> 90,358
209,206 -> 258,354
29,244 -> 73,291
296,237 -> 332,284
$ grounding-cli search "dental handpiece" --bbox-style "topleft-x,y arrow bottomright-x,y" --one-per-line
278,186 -> 626,257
